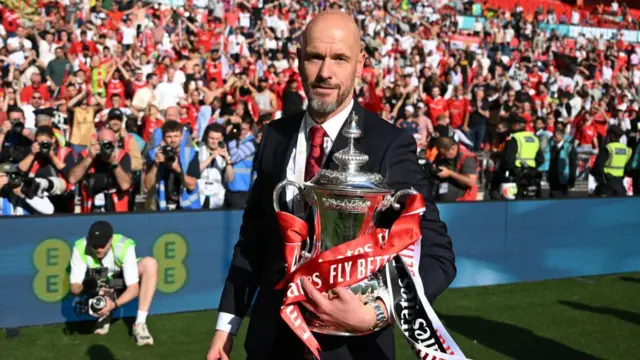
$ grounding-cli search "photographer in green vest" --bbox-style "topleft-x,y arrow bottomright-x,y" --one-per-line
591,125 -> 632,197
69,221 -> 158,346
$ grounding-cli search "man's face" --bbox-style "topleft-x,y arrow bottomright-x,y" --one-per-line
297,16 -> 365,116
8,111 -> 24,124
93,240 -> 112,259
108,119 -> 122,133
164,130 -> 182,149
553,132 -> 564,143
35,134 -> 53,147
240,122 -> 251,139
31,93 -> 43,107
207,131 -> 223,150
439,145 -> 458,160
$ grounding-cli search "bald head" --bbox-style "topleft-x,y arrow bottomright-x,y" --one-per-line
98,128 -> 116,143
301,10 -> 362,53
298,10 -> 365,122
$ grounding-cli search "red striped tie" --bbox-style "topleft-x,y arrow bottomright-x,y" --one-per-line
304,125 -> 327,181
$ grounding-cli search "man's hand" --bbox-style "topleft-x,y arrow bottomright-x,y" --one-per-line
171,158 -> 182,173
31,142 -> 41,154
1,120 -> 11,134
437,166 -> 452,179
300,277 -> 376,333
154,151 -> 166,165
206,330 -> 233,360
95,296 -> 116,319
88,141 -> 100,159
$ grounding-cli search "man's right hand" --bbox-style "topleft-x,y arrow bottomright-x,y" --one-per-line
31,142 -> 40,154
155,151 -> 166,165
87,141 -> 100,159
206,330 -> 233,360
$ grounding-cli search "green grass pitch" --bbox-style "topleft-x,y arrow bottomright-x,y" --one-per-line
3,272 -> 640,359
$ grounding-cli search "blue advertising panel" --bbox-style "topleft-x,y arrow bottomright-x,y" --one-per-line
2,198 -> 640,328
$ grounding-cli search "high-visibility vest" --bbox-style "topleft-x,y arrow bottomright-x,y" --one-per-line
53,128 -> 66,148
79,148 -> 130,213
604,142 -> 631,177
149,145 -> 202,211
29,146 -> 73,192
512,131 -> 540,168
455,145 -> 479,202
74,234 -> 135,269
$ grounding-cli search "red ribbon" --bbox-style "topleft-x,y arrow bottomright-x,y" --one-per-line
275,194 -> 426,359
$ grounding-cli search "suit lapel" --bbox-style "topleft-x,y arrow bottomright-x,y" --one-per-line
324,100 -> 366,171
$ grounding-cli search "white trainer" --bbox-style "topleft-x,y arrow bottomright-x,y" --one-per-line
132,323 -> 154,346
94,315 -> 111,335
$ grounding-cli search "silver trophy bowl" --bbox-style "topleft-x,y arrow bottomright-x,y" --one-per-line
273,111 -> 417,336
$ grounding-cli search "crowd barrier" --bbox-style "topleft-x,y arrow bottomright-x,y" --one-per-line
457,15 -> 640,43
2,197 -> 640,328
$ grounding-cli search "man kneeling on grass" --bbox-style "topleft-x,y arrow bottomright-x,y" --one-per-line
69,220 -> 158,346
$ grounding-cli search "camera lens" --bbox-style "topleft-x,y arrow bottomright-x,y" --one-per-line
217,140 -> 225,148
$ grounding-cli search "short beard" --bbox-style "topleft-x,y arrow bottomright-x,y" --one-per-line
305,83 -> 353,116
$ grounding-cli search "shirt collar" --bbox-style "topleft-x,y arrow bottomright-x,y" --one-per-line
304,98 -> 355,142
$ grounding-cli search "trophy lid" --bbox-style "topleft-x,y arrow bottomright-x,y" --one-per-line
307,111 -> 389,193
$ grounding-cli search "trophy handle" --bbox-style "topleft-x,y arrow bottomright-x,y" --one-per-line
273,180 -> 305,212
390,188 -> 419,210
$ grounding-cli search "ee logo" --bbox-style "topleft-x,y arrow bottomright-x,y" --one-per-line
32,233 -> 189,302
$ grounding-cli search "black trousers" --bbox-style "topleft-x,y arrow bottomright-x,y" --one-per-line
224,191 -> 249,209
549,183 -> 569,198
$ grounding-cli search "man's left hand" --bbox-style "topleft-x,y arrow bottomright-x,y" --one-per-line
96,296 -> 116,319
171,159 -> 182,173
300,277 -> 376,333
437,166 -> 452,179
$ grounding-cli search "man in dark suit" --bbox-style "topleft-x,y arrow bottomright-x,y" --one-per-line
207,10 -> 456,360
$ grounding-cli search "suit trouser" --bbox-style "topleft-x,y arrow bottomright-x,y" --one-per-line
549,183 -> 569,198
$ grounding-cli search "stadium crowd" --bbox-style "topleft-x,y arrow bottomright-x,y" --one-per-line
2,0 -> 640,215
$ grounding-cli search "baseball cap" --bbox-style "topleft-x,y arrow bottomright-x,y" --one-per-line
107,108 -> 123,121
85,221 -> 114,255
0,162 -> 18,174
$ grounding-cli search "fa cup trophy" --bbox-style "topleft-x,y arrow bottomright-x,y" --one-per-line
273,112 -> 417,336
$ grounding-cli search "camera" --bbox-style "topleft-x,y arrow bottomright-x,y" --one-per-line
162,145 -> 176,164
73,267 -> 124,317
11,121 -> 24,135
99,141 -> 115,161
217,140 -> 226,149
39,141 -> 52,155
228,123 -> 241,140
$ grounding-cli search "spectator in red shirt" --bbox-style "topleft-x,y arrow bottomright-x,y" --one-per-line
20,73 -> 50,104
425,87 -> 449,125
447,85 -> 470,129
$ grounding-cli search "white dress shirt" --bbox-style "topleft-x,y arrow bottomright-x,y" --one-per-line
216,99 -> 354,334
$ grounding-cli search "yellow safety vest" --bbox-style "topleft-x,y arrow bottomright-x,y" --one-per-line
512,131 -> 540,168
604,142 -> 631,177
74,234 -> 136,269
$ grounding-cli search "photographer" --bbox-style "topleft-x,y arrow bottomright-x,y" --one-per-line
69,221 -> 157,346
0,107 -> 33,164
0,162 -> 54,215
144,120 -> 201,211
68,128 -> 132,213
225,119 -> 256,209
198,124 -> 233,209
103,109 -> 143,172
432,137 -> 479,202
17,126 -> 76,213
